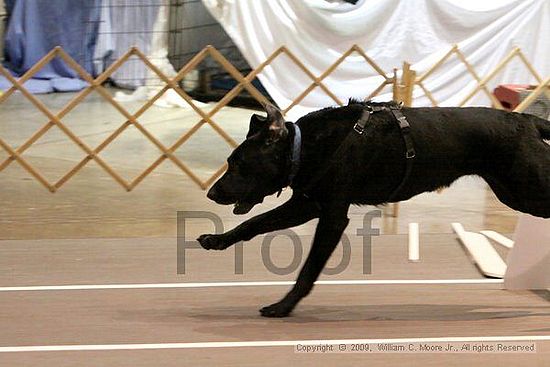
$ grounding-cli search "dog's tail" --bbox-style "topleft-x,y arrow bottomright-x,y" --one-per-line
535,118 -> 550,140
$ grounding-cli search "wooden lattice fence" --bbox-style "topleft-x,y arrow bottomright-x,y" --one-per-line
0,44 -> 393,192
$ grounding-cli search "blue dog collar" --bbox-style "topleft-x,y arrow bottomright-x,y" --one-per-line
288,122 -> 301,186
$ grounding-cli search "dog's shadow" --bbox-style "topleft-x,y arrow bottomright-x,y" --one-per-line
115,303 -> 550,339
185,304 -> 550,338
118,303 -> 550,325
189,303 -> 550,324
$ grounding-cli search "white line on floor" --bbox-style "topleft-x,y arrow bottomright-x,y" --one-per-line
0,279 -> 503,292
0,335 -> 548,353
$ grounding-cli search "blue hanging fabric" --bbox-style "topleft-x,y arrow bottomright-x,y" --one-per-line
1,0 -> 102,93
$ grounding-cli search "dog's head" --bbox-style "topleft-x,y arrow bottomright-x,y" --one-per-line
207,104 -> 291,214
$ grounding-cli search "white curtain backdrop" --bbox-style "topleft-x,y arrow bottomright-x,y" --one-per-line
203,0 -> 550,119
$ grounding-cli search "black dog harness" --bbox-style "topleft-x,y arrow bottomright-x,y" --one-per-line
289,103 -> 416,203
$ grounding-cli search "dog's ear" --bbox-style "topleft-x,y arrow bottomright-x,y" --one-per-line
247,113 -> 267,138
264,103 -> 287,143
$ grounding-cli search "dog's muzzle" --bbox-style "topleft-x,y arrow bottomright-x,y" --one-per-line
233,201 -> 255,215
206,186 -> 234,205
207,186 -> 258,215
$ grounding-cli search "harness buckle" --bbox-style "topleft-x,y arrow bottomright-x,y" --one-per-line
398,119 -> 410,131
353,107 -> 373,134
406,149 -> 416,159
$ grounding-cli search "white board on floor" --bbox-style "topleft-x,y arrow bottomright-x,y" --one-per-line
480,230 -> 514,249
408,223 -> 420,262
452,223 -> 507,278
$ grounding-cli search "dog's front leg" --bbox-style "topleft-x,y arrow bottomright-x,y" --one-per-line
198,194 -> 320,250
260,204 -> 350,317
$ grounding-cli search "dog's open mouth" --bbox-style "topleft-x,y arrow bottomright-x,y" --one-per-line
233,201 -> 255,215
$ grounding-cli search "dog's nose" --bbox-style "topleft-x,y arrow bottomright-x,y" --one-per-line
207,186 -> 218,201
207,183 -> 235,204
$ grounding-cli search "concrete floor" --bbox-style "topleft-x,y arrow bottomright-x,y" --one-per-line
0,236 -> 549,366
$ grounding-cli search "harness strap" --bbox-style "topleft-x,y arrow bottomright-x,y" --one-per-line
386,106 -> 416,202
390,107 -> 416,159
353,105 -> 388,134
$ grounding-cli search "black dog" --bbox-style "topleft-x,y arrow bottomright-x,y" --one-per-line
198,101 -> 550,317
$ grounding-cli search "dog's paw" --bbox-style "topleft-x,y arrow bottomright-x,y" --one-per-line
197,234 -> 231,250
259,301 -> 293,318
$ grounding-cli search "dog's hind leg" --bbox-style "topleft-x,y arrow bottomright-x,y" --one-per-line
486,177 -> 550,218
485,177 -> 521,211
198,194 -> 320,250
485,147 -> 550,218
260,203 -> 350,317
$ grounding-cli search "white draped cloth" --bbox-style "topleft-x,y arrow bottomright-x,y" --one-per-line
203,0 -> 550,119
